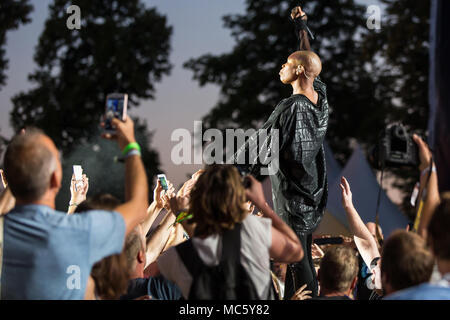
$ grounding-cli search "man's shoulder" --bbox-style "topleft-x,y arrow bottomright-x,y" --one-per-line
385,283 -> 450,300
6,205 -> 122,232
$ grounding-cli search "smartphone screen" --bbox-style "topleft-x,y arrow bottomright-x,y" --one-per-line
105,94 -> 128,132
73,165 -> 83,191
158,174 -> 169,191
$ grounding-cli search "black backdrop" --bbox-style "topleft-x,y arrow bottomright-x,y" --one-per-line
429,0 -> 450,192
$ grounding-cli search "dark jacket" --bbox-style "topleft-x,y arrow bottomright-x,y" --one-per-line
234,78 -> 329,235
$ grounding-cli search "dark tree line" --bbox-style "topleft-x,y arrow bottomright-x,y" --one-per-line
0,0 -> 431,218
184,0 -> 431,219
3,0 -> 173,207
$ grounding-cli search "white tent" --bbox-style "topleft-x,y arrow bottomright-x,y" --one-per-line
314,141 -> 351,236
325,144 -> 409,237
262,142 -> 409,237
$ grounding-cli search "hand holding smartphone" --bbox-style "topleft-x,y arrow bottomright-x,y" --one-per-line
157,174 -> 169,191
104,93 -> 128,133
73,165 -> 83,191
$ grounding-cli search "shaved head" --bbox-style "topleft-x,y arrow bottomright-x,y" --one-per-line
4,128 -> 59,202
288,50 -> 322,79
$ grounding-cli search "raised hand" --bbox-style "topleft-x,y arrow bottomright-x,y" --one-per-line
291,6 -> 307,20
290,284 -> 312,300
339,176 -> 354,210
412,134 -> 433,171
244,175 -> 266,207
101,116 -> 136,151
169,194 -> 190,214
0,169 -> 7,188
311,243 -> 324,260
154,179 -> 175,210
70,173 -> 89,205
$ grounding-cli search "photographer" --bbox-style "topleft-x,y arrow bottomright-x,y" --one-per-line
0,117 -> 148,299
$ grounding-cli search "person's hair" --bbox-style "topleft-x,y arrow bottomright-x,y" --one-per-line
3,128 -> 56,202
75,193 -> 121,213
427,193 -> 450,260
188,164 -> 248,237
123,227 -> 144,273
90,254 -> 130,300
319,245 -> 359,293
381,230 -> 434,292
74,194 -> 129,299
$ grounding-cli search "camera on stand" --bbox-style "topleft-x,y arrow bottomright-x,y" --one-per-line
369,123 -> 419,170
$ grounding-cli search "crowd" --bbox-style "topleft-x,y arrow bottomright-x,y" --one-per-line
0,117 -> 449,300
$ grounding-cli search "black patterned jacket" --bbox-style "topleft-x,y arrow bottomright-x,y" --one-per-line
234,78 -> 329,235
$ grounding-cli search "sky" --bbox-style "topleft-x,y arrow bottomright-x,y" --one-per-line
0,0 -> 383,189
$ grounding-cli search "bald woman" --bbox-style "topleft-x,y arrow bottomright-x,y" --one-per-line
234,6 -> 329,299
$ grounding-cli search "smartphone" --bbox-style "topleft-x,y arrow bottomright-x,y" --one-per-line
313,237 -> 344,245
73,165 -> 83,191
157,174 -> 169,191
104,93 -> 128,133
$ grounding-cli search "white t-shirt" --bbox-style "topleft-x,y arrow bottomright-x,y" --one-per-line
157,214 -> 272,299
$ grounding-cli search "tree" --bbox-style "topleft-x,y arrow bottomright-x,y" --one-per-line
362,0 -> 431,217
185,0 -> 430,220
184,0 -> 380,164
0,0 -> 33,90
9,0 -> 172,206
11,0 -> 172,152
55,118 -> 160,210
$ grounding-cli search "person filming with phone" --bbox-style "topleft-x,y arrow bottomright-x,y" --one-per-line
155,164 -> 303,300
0,114 -> 148,299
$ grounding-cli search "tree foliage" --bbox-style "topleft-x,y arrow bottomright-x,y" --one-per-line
9,0 -> 172,205
11,0 -> 172,151
184,0 -> 376,164
0,0 -> 33,90
362,0 -> 430,216
55,118 -> 160,210
184,0 -> 430,219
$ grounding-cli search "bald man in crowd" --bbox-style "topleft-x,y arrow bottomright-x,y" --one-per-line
0,118 -> 148,299
234,6 -> 329,299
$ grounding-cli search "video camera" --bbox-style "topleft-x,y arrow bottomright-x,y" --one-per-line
370,123 -> 419,169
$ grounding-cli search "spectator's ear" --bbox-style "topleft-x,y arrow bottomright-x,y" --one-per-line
381,272 -> 390,294
137,250 -> 145,264
350,276 -> 358,291
50,170 -> 61,191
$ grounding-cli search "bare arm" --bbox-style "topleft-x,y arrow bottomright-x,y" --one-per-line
413,134 -> 441,238
140,179 -> 175,235
67,174 -> 89,214
161,223 -> 186,252
340,177 -> 380,263
144,210 -> 176,267
291,6 -> 311,51
103,117 -> 149,235
245,175 -> 303,263
0,186 -> 15,215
